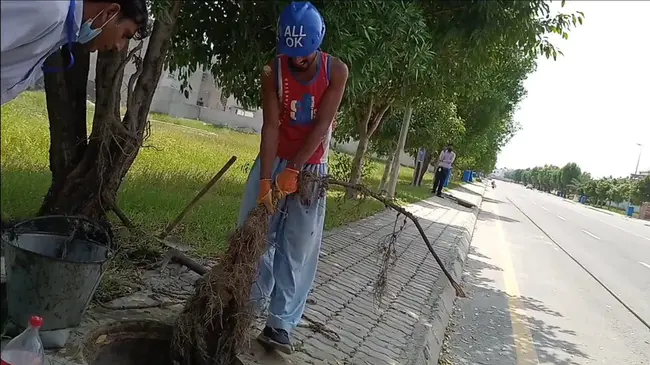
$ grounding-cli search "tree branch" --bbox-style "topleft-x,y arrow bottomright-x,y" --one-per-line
126,55 -> 144,120
359,96 -> 374,136
112,41 -> 144,96
367,101 -> 392,137
104,42 -> 144,139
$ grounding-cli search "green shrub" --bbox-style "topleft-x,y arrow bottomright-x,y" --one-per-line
329,151 -> 377,183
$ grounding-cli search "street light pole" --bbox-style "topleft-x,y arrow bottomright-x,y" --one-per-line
624,143 -> 644,218
634,143 -> 643,176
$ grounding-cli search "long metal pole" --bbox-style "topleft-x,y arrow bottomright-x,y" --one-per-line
634,143 -> 643,175
626,143 -> 643,218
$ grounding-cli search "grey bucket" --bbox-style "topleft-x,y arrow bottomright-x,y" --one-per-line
2,216 -> 112,331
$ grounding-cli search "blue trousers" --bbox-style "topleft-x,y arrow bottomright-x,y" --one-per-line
433,166 -> 451,195
238,157 -> 327,333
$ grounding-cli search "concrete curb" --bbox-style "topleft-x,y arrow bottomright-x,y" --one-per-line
408,184 -> 487,365
586,205 -> 614,216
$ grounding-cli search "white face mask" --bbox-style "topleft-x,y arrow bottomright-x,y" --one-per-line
77,8 -> 119,44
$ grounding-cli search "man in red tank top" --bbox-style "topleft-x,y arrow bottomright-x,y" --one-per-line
236,1 -> 348,354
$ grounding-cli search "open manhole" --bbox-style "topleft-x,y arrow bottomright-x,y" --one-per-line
83,320 -> 173,365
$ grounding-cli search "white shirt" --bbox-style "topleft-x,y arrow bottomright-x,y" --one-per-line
1,0 -> 83,105
438,150 -> 456,169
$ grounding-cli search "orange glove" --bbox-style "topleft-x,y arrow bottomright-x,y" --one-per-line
275,168 -> 300,200
258,179 -> 275,214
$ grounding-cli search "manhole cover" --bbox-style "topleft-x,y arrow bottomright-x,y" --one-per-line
83,320 -> 173,365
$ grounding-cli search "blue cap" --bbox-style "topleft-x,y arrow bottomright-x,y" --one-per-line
277,2 -> 326,57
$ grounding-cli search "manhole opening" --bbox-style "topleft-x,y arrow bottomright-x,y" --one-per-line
83,320 -> 173,365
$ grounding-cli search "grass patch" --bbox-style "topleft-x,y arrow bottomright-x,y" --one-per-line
149,112 -> 239,135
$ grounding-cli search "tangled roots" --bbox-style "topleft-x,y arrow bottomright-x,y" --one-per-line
171,205 -> 270,365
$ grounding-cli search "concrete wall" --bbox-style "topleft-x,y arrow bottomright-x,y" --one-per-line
640,202 -> 650,221
335,140 -> 421,169
86,39 -> 263,130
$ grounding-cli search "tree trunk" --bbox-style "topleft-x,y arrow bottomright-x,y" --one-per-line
345,133 -> 369,198
417,150 -> 433,186
411,154 -> 420,186
39,44 -> 91,215
387,104 -> 413,198
346,98 -> 391,199
39,3 -> 184,221
379,152 -> 394,192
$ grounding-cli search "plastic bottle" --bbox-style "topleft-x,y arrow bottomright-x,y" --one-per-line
1,316 -> 45,365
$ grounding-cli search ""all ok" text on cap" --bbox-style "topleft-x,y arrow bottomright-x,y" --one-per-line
284,25 -> 307,48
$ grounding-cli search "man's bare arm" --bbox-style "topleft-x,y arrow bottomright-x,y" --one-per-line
260,63 -> 281,180
289,58 -> 349,168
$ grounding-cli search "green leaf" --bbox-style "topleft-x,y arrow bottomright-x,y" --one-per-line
363,26 -> 371,42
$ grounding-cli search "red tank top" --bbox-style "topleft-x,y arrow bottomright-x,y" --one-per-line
275,52 -> 333,164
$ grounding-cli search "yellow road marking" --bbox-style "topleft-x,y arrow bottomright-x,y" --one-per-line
494,209 -> 540,364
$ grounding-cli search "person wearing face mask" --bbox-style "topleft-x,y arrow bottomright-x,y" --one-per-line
236,1 -> 349,354
432,144 -> 456,197
1,0 -> 149,106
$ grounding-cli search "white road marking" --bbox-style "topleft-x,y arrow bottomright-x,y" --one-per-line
556,215 -> 566,221
640,262 -> 650,270
582,230 -> 601,240
542,207 -> 548,211
556,200 -> 650,242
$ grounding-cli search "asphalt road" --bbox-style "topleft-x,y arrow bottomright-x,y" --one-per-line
439,182 -> 650,365
502,182 -> 650,324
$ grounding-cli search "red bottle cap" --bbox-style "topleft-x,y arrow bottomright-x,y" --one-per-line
29,316 -> 44,329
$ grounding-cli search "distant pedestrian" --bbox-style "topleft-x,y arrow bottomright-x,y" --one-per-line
432,144 -> 456,197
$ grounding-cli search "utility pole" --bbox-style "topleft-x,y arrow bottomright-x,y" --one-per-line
634,143 -> 643,176
626,143 -> 643,218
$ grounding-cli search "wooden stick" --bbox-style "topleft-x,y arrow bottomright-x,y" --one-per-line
109,202 -> 135,229
160,248 -> 209,276
327,178 -> 466,298
104,192 -> 137,230
108,157 -> 237,276
107,201 -> 209,275
157,156 -> 237,239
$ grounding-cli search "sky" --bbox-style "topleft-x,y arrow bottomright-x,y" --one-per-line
497,1 -> 650,179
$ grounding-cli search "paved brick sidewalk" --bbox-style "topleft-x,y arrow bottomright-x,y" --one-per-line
241,182 -> 486,365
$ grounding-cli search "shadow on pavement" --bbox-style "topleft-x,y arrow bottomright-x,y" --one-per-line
413,197 -> 473,213
482,196 -> 506,205
440,245 -> 590,365
587,206 -> 613,216
454,184 -> 484,197
477,210 -> 520,223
